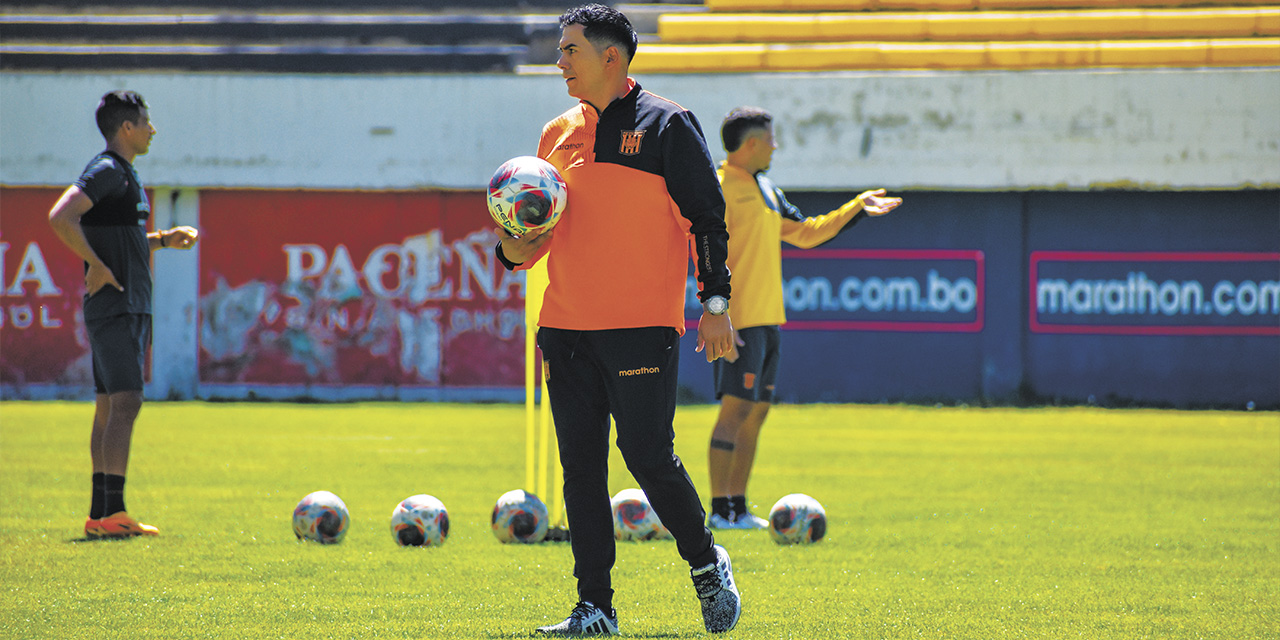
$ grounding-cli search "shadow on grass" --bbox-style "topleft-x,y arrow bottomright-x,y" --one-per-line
497,634 -> 691,639
65,535 -> 142,544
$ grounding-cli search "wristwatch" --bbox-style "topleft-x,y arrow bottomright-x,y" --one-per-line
704,295 -> 729,316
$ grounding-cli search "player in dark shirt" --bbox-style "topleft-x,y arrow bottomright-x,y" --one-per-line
47,90 -> 199,539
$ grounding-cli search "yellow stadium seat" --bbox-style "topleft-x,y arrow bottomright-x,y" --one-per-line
629,38 -> 1280,72
659,9 -> 1280,43
705,0 -> 1276,10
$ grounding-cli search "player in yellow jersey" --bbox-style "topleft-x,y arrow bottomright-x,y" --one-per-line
707,107 -> 902,529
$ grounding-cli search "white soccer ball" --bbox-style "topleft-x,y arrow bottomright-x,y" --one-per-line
486,155 -> 567,237
390,494 -> 450,547
491,489 -> 550,544
768,493 -> 827,544
611,488 -> 672,541
292,490 -> 349,544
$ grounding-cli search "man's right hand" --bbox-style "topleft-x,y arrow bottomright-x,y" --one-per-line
498,226 -> 553,265
86,261 -> 123,295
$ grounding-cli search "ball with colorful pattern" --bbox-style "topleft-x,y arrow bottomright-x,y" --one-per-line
390,494 -> 450,547
292,490 -> 349,544
611,488 -> 672,541
486,156 -> 567,237
491,489 -> 550,544
768,493 -> 827,544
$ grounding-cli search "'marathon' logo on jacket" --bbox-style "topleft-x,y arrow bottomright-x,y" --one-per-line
618,366 -> 660,377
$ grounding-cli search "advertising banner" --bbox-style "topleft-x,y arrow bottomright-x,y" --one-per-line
197,190 -> 524,389
684,249 -> 984,332
1031,251 -> 1280,336
773,248 -> 984,333
1,187 -> 112,389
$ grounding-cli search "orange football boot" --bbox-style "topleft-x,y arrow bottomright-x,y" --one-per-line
96,511 -> 160,537
84,518 -> 105,538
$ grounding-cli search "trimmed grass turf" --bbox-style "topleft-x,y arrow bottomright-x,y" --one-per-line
0,402 -> 1276,639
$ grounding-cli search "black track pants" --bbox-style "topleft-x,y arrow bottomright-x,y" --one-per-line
538,326 -> 717,608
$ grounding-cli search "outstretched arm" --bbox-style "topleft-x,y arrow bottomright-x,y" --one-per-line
149,225 -> 200,252
780,188 -> 903,249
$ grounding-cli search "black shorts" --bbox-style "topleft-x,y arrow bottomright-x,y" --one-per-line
87,313 -> 150,394
713,325 -> 781,403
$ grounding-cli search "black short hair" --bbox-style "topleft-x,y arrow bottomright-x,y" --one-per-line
95,90 -> 148,139
560,3 -> 638,62
721,107 -> 773,153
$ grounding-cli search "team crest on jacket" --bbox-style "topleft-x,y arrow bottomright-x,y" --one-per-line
619,130 -> 646,156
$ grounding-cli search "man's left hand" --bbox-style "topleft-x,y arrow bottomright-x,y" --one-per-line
696,312 -> 742,363
857,189 -> 903,217
163,226 -> 200,249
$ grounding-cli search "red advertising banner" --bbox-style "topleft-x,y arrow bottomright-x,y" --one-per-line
198,190 -> 524,388
0,187 -> 95,387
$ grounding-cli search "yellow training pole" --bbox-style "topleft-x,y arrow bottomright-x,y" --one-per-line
525,257 -> 551,501
525,322 -> 536,495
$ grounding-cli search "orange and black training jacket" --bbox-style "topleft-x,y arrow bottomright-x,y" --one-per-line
499,80 -> 731,333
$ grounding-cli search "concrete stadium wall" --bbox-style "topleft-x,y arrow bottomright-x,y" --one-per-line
2,68 -> 1278,191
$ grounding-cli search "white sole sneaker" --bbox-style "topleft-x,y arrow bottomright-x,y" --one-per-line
691,544 -> 741,633
536,601 -> 619,636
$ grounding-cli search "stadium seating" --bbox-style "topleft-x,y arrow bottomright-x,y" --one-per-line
0,1 -> 589,72
704,0 -> 1273,9
628,0 -> 1280,72
659,8 -> 1280,42
4,0 -> 1276,73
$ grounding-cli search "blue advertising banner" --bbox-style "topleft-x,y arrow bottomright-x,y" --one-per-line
1031,251 -> 1280,335
677,189 -> 1279,408
774,249 -> 983,333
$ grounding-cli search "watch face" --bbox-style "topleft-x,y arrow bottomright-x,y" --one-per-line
708,296 -> 727,315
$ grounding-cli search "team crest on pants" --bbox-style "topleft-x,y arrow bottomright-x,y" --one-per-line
619,130 -> 646,156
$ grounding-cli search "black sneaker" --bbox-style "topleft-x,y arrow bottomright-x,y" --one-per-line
690,544 -> 741,633
536,601 -> 619,636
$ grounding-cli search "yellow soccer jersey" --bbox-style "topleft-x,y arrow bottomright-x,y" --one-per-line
718,161 -> 865,329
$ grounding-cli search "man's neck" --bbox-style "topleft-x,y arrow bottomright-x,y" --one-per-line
726,155 -> 758,175
583,77 -> 633,114
106,141 -> 135,165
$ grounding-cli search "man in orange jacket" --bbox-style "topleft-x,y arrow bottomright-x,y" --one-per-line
496,4 -> 742,636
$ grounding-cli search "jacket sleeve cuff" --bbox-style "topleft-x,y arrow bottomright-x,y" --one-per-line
495,241 -> 521,271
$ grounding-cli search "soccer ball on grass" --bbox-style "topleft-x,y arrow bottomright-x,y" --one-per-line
768,493 -> 827,544
390,494 -> 450,547
491,489 -> 550,544
611,488 -> 672,541
292,490 -> 349,544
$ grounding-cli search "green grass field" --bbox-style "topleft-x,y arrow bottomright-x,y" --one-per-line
1,402 -> 1277,639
